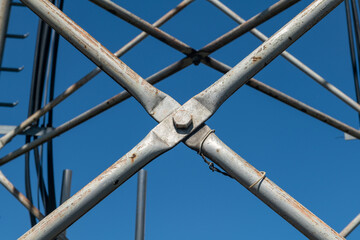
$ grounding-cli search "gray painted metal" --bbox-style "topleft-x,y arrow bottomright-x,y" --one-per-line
0,125 -> 54,136
185,125 -> 344,240
0,0 -> 192,150
60,169 -> 72,205
135,169 -> 147,240
18,0 -> 345,239
209,0 -> 360,114
20,0 -> 179,123
202,56 -> 360,139
340,213 -> 360,237
0,0 -> 11,70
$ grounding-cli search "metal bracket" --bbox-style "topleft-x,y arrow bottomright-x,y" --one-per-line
0,66 -> 24,72
0,101 -> 18,107
0,125 -> 54,136
6,32 -> 29,39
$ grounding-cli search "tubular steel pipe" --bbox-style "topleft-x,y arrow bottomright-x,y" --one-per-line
201,56 -> 360,139
199,0 -> 300,55
20,0 -> 178,124
135,169 -> 147,240
0,170 -> 44,221
60,169 -> 72,205
0,0 -> 11,69
0,57 -> 193,165
91,0 -> 297,59
184,125 -> 344,240
0,0 -> 348,165
340,213 -> 360,237
208,0 -> 360,114
19,1 -> 345,239
90,0 -> 195,55
0,0 -> 192,150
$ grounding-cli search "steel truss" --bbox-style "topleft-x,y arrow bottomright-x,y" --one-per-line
0,0 -> 359,239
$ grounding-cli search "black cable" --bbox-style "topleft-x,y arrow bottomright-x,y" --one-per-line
46,0 -> 65,212
349,0 -> 360,125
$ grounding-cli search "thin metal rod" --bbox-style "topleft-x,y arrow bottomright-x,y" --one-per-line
21,0 -> 177,123
0,0 -> 11,69
0,0 -> 347,164
60,169 -> 72,204
199,0 -> 300,55
91,0 -> 297,60
0,170 -> 44,221
6,32 -> 30,39
201,56 -> 360,139
192,0 -> 344,119
59,169 -> 72,238
0,0 -> 192,150
208,0 -> 360,114
0,101 -> 18,107
340,213 -> 360,237
90,0 -> 195,56
19,1 -> 345,238
184,126 -> 344,240
135,169 -> 147,240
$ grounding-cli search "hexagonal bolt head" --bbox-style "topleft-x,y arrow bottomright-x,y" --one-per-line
173,110 -> 192,129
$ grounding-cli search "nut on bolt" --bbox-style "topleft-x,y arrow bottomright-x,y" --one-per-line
173,110 -> 192,129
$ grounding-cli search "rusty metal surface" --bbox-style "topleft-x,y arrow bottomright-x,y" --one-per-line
0,0 -> 193,150
17,0 -> 346,239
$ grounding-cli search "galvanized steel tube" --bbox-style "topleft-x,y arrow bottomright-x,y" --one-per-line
0,0 -> 192,149
340,213 -> 360,237
135,169 -> 147,240
20,0 -> 175,123
201,56 -> 360,139
208,0 -> 360,114
185,126 -> 344,240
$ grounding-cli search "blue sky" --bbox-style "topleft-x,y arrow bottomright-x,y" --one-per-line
0,0 -> 360,239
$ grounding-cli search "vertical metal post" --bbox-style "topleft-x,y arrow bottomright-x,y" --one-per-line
59,169 -> 72,238
60,169 -> 72,204
135,169 -> 147,240
0,0 -> 11,69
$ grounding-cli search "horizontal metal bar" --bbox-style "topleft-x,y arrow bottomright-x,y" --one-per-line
90,0 -> 195,56
209,0 -> 360,114
0,0 -> 191,150
0,101 -> 18,107
184,125 -> 344,240
0,170 -> 44,221
21,0 -> 177,123
340,213 -> 360,237
201,56 -> 360,139
0,125 -> 54,136
6,32 -> 30,39
0,66 -> 24,72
